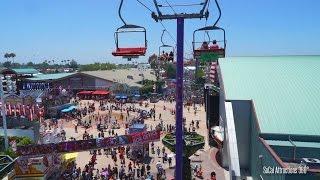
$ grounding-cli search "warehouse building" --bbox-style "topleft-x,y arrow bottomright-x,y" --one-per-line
20,68 -> 156,94
218,56 -> 320,180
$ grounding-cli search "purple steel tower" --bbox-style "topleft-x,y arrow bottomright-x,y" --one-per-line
151,1 -> 210,179
175,17 -> 184,180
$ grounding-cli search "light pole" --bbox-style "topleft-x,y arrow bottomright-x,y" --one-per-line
0,76 -> 9,150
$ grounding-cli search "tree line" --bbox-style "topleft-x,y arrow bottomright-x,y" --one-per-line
1,53 -> 136,72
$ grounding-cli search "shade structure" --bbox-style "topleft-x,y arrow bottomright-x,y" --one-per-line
63,152 -> 78,160
115,94 -> 128,99
77,91 -> 93,95
61,109 -> 69,113
61,106 -> 77,113
92,90 -> 109,95
121,95 -> 128,99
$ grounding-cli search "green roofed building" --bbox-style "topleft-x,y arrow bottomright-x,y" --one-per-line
26,72 -> 76,81
218,56 -> 320,180
11,68 -> 39,76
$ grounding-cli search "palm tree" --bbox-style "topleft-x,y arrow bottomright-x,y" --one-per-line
4,53 -> 10,62
10,53 -> 16,63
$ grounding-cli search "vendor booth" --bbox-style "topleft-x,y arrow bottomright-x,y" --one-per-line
91,90 -> 110,100
76,90 -> 93,99
14,154 -> 62,179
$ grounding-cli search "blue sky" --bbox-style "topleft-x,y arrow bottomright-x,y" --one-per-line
0,0 -> 319,64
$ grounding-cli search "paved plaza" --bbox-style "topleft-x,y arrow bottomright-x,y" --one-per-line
42,99 -> 229,179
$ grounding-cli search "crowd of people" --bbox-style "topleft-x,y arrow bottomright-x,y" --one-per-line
62,148 -> 154,180
38,92 -> 212,179
59,142 -> 176,180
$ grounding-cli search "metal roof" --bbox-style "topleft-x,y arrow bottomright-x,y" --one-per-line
82,68 -> 156,87
219,56 -> 320,136
26,72 -> 75,81
130,123 -> 146,129
12,68 -> 39,74
265,140 -> 294,147
265,140 -> 320,149
24,69 -> 156,87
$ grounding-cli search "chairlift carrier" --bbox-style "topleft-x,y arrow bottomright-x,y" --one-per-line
112,0 -> 148,60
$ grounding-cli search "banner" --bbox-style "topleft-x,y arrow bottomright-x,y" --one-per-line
17,130 -> 160,156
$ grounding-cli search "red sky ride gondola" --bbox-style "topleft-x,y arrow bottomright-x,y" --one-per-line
112,0 -> 147,60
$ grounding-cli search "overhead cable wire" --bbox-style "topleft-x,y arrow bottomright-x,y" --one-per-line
136,0 -> 154,12
164,0 -> 177,14
161,0 -> 194,54
136,0 -> 193,57
136,0 -> 176,44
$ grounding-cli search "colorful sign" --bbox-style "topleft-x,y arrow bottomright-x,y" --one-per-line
17,130 -> 160,156
194,49 -> 224,62
200,52 -> 219,62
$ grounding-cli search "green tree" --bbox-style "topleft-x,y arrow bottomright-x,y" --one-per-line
148,54 -> 158,69
9,53 -> 16,63
165,63 -> 176,79
79,62 -> 117,71
4,53 -> 10,62
17,136 -> 33,146
195,68 -> 206,86
69,59 -> 79,70
195,68 -> 205,79
26,61 -> 34,67
3,61 -> 12,68
140,84 -> 154,95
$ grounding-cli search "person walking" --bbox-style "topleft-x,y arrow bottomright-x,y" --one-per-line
157,147 -> 161,157
128,162 -> 133,172
168,157 -> 172,168
75,124 -> 78,133
141,164 -> 146,177
136,164 -> 141,178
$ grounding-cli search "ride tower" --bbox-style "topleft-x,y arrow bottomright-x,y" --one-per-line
151,1 -> 213,179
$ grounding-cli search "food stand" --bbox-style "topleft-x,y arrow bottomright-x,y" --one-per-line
14,154 -> 62,179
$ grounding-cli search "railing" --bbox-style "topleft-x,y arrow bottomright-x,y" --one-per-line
0,155 -> 15,180
260,175 -> 264,180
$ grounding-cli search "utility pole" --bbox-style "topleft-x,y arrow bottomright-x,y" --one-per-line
0,76 -> 9,150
